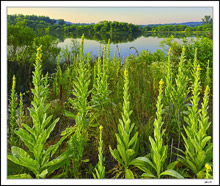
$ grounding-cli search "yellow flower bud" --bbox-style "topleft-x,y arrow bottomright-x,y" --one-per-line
197,66 -> 201,72
81,34 -> 84,45
205,86 -> 210,93
99,125 -> 103,131
77,112 -> 80,116
182,47 -> 186,54
205,164 -> 211,171
168,48 -> 172,55
124,70 -> 128,77
12,75 -> 16,88
186,76 -> 189,80
159,79 -> 164,85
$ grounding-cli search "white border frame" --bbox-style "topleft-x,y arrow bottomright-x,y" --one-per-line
1,1 -> 219,185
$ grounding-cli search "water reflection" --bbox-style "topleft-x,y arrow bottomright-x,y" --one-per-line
57,32 -> 209,61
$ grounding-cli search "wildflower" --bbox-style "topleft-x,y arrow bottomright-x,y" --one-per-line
168,48 -> 172,55
205,164 -> 211,171
205,86 -> 210,93
182,47 -> 186,54
99,125 -> 103,131
77,112 -> 81,116
186,76 -> 189,80
159,79 -> 164,85
124,70 -> 128,77
12,75 -> 16,89
81,34 -> 84,45
36,53 -> 42,61
197,65 -> 201,72
37,46 -> 42,52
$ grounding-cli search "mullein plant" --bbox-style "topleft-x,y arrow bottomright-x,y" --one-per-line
17,92 -> 24,129
177,63 -> 213,178
205,60 -> 211,92
93,125 -> 105,179
131,80 -> 184,179
170,47 -> 189,155
66,34 -> 91,178
109,69 -> 139,179
91,44 -> 111,112
8,75 -> 18,146
8,46 -> 72,179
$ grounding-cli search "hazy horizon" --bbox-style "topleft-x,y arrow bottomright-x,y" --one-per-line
7,7 -> 212,25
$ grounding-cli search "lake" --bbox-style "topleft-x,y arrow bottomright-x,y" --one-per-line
57,32 -> 206,62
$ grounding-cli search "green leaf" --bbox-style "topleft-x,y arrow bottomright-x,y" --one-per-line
15,128 -> 35,152
160,169 -> 184,179
42,152 -> 68,175
125,168 -> 134,179
33,144 -> 44,162
167,161 -> 178,170
141,173 -> 156,178
117,144 -> 127,166
126,149 -> 135,159
39,169 -> 48,178
9,147 -> 40,176
128,132 -> 138,148
44,117 -> 59,142
8,173 -> 32,179
22,123 -> 36,138
64,110 -> 76,120
109,147 -> 124,166
61,126 -> 75,136
82,159 -> 89,163
135,156 -> 156,172
42,114 -> 53,129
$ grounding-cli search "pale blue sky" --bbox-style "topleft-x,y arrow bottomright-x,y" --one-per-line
8,7 -> 212,25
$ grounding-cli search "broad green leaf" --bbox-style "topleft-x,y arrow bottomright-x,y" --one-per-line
136,157 -> 156,172
142,173 -> 156,178
8,173 -> 32,179
64,110 -> 76,120
167,161 -> 178,170
22,123 -> 36,138
82,159 -> 89,163
117,144 -> 127,166
201,136 -> 211,149
128,132 -> 138,148
42,114 -> 53,129
9,147 -> 40,176
44,117 -> 59,142
125,168 -> 134,179
15,129 -> 35,152
33,144 -> 43,162
109,147 -> 124,166
39,169 -> 48,178
160,169 -> 184,179
42,151 -> 67,168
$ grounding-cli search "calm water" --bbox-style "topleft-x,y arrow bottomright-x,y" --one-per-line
57,33 -> 199,62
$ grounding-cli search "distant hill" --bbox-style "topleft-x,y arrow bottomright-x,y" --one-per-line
139,21 -> 203,27
55,20 -> 95,25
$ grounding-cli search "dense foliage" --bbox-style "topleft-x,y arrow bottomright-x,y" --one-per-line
7,15 -> 213,179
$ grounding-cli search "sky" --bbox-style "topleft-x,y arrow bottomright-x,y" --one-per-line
7,7 -> 212,25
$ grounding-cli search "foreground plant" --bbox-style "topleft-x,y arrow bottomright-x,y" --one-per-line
109,69 -> 139,179
131,80 -> 183,179
177,64 -> 213,178
93,125 -> 105,179
66,34 -> 91,178
8,46 -> 71,178
8,75 -> 18,146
